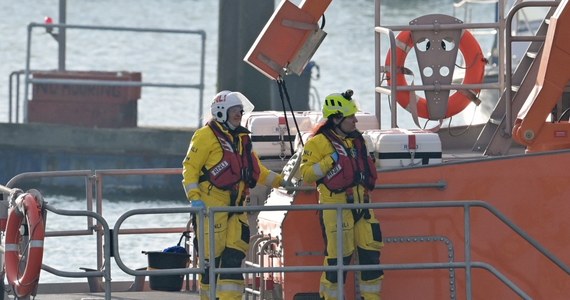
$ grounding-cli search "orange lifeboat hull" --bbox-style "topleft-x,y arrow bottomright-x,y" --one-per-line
266,150 -> 570,299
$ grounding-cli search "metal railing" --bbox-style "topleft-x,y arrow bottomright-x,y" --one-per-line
504,1 -> 560,134
375,26 -> 501,128
8,22 -> 206,127
2,169 -> 568,300
2,169 -> 200,298
214,200 -> 568,300
374,0 -> 508,128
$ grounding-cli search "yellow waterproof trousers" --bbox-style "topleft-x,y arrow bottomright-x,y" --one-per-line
319,208 -> 384,300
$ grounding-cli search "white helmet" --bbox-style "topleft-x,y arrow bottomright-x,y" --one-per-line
210,91 -> 255,123
212,90 -> 231,103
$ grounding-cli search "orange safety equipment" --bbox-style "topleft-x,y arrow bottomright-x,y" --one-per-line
318,129 -> 377,192
5,192 -> 46,298
244,0 -> 332,79
385,30 -> 486,119
200,120 -> 261,190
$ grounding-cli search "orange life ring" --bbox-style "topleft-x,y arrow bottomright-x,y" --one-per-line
385,30 -> 486,119
5,192 -> 46,298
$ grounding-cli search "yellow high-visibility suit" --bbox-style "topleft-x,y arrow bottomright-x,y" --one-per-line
300,130 -> 384,300
182,121 -> 283,300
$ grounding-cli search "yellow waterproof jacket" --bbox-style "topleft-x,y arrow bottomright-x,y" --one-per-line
182,121 -> 282,205
300,131 -> 370,205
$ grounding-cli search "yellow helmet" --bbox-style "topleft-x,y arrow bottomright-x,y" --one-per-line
322,89 -> 359,118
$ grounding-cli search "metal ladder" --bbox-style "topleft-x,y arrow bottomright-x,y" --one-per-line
472,4 -> 558,155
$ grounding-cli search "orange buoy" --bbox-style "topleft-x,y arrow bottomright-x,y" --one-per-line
385,30 -> 486,119
5,192 -> 46,298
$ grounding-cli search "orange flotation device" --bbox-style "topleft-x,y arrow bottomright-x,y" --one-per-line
385,30 -> 486,119
5,192 -> 46,298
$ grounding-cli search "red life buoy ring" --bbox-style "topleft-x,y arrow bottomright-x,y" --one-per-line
385,30 -> 486,119
5,192 -> 46,298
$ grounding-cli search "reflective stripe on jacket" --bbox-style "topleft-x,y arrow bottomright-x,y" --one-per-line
202,121 -> 260,190
300,130 -> 376,204
182,120 -> 282,203
319,129 -> 377,192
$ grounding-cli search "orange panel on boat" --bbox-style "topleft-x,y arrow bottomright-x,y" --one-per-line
278,151 -> 570,299
244,0 -> 331,80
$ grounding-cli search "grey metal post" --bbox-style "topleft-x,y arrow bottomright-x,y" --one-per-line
336,207 -> 345,299
218,0 -> 274,110
199,32 -> 206,128
24,25 -> 32,123
58,0 -> 67,71
464,204 -> 472,300
375,0 -> 383,129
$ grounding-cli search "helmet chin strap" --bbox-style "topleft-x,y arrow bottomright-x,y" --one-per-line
333,118 -> 350,137
224,120 -> 237,131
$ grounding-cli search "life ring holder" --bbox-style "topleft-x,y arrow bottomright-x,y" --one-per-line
385,30 -> 486,120
5,190 -> 46,298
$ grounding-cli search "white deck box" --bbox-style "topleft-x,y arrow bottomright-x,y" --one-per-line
293,131 -> 375,158
303,111 -> 379,130
369,128 -> 442,169
242,111 -> 313,158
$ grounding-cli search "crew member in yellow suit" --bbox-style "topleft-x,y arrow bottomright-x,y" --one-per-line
182,90 -> 285,300
300,90 -> 384,300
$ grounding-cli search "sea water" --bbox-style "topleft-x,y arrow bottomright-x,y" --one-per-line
0,0 -> 499,283
0,0 -> 498,130
41,195 -> 192,283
